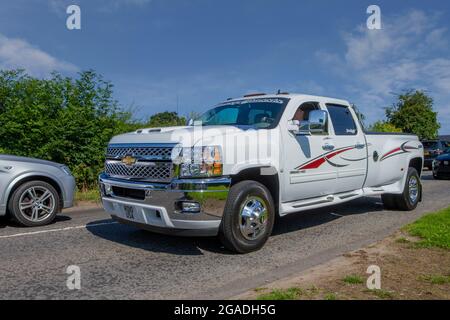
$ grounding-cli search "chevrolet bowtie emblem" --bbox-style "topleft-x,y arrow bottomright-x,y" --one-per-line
121,155 -> 137,166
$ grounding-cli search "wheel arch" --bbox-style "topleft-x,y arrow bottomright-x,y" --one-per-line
409,157 -> 423,176
6,174 -> 64,213
230,166 -> 280,216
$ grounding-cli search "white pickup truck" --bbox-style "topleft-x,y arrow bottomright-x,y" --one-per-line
99,93 -> 424,253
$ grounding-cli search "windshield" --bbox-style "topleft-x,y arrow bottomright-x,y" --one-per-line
195,98 -> 290,129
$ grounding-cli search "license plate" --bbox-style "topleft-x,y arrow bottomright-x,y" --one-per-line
123,205 -> 135,220
445,161 -> 449,166
424,152 -> 430,156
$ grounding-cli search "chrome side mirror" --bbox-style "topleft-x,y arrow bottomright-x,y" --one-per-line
288,110 -> 327,135
308,110 -> 327,134
187,118 -> 194,126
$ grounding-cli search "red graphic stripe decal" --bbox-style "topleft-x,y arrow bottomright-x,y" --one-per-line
298,147 -> 354,170
380,147 -> 401,160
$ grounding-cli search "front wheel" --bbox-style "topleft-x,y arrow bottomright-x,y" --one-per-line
8,181 -> 60,227
219,181 -> 275,253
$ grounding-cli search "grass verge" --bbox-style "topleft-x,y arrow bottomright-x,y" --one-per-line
75,188 -> 100,203
404,206 -> 450,249
342,275 -> 364,285
257,288 -> 304,300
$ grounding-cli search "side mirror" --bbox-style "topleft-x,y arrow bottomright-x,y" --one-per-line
288,110 -> 328,135
308,110 -> 327,134
187,118 -> 194,126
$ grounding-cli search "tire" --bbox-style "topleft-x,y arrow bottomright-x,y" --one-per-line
394,167 -> 421,211
8,181 -> 60,227
381,194 -> 398,210
381,168 -> 421,211
219,181 -> 275,254
433,174 -> 441,180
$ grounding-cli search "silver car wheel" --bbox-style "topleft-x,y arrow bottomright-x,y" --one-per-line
408,176 -> 419,204
19,186 -> 56,222
239,196 -> 268,241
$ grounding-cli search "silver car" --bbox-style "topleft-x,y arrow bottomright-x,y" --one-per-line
0,155 -> 76,227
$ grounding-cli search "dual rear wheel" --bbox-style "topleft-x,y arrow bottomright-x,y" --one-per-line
381,167 -> 421,211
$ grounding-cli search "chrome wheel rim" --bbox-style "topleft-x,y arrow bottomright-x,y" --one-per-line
239,196 -> 268,241
19,187 -> 56,222
408,176 -> 419,204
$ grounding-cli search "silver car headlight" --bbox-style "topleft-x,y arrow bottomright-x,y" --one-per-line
172,146 -> 223,178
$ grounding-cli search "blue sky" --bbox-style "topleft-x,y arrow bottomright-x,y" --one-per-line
0,0 -> 449,133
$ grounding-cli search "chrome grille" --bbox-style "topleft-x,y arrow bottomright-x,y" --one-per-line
106,145 -> 173,160
105,161 -> 172,181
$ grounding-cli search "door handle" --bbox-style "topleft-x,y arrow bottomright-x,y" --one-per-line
355,143 -> 366,149
322,144 -> 335,151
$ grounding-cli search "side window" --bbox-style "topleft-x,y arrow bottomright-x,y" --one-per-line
326,104 -> 357,136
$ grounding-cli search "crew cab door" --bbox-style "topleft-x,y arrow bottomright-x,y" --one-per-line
324,103 -> 368,193
281,101 -> 337,202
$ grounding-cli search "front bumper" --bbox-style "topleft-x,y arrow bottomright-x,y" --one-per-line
99,173 -> 231,236
62,175 -> 76,209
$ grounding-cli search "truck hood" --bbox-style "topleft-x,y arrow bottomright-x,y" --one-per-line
109,125 -> 250,146
0,154 -> 62,167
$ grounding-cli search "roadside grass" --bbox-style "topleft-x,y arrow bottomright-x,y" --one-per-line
364,289 -> 395,299
404,206 -> 450,249
324,292 -> 338,300
75,188 -> 100,203
342,275 -> 364,285
257,287 -> 304,300
419,274 -> 450,285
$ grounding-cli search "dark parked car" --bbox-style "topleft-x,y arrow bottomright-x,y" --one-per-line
432,148 -> 450,179
422,140 -> 450,169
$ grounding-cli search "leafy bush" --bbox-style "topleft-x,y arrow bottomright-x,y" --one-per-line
0,69 -> 140,190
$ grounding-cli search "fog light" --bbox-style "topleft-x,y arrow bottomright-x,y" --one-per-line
181,201 -> 201,213
104,183 -> 113,196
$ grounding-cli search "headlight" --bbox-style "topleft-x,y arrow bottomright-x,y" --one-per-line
172,146 -> 223,178
60,165 -> 72,176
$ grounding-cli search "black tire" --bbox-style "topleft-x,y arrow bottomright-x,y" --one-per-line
219,181 -> 275,254
433,174 -> 441,180
8,181 -> 60,227
394,167 -> 421,211
381,194 -> 398,210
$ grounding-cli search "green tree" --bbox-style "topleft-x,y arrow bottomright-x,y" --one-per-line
386,90 -> 440,139
369,121 -> 402,133
0,69 -> 141,190
145,111 -> 186,127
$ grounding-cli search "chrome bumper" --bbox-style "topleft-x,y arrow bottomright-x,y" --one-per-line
98,173 -> 231,236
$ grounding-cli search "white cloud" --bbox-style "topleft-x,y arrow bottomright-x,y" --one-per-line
317,9 -> 450,133
0,33 -> 78,77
